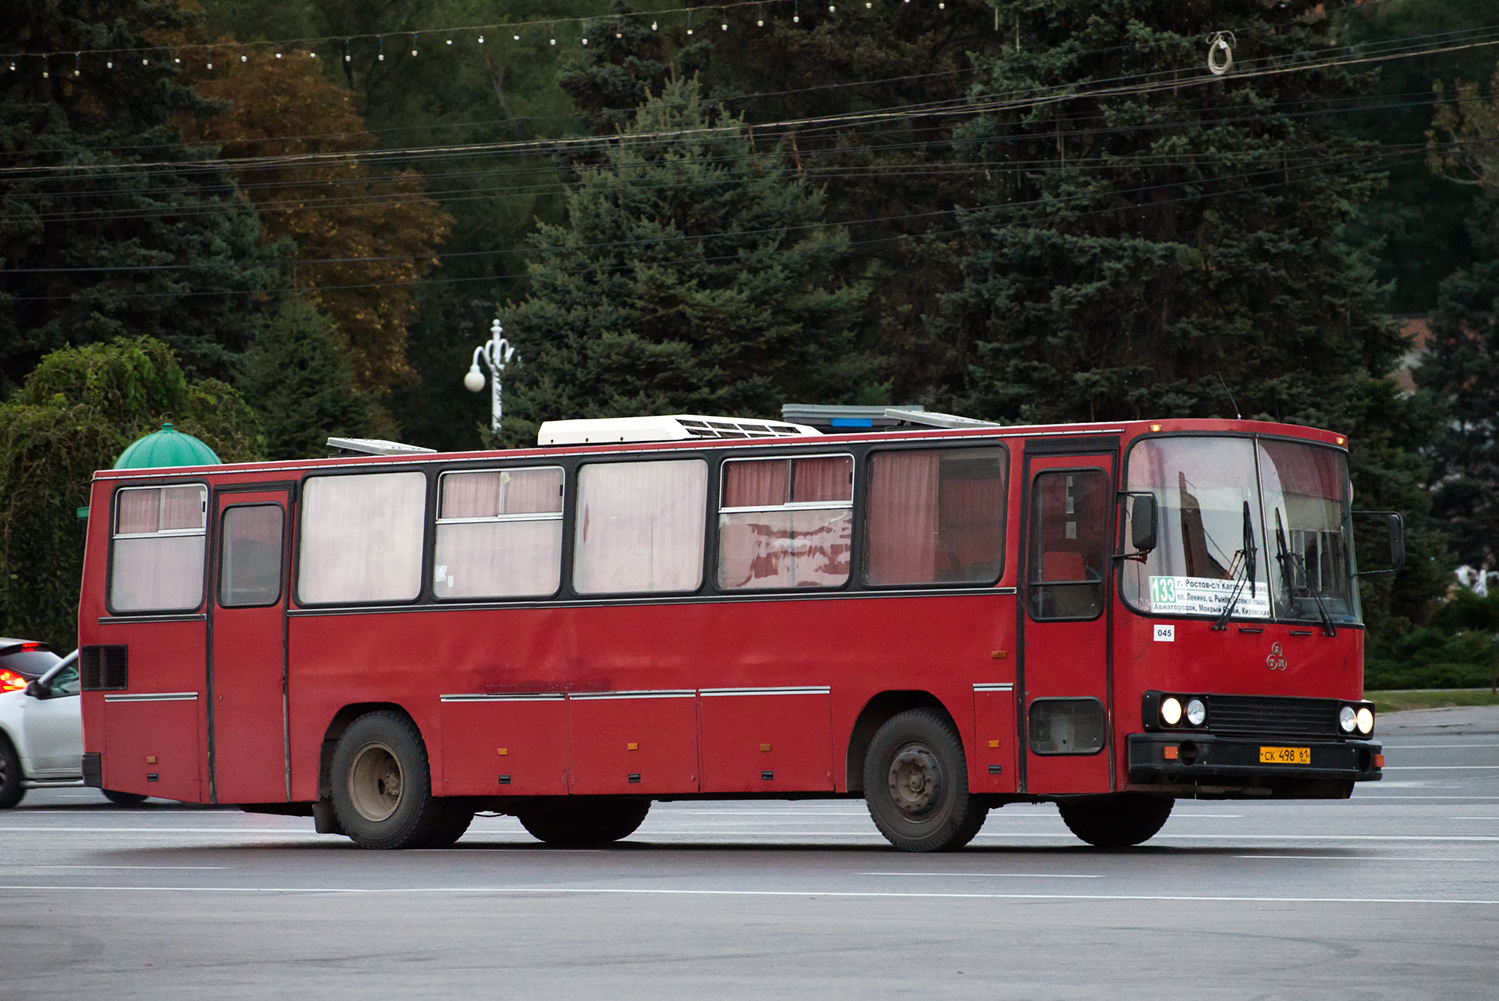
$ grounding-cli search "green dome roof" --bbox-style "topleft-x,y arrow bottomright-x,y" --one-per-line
113,423 -> 221,470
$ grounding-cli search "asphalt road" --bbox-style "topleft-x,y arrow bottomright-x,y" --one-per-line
2,708 -> 1496,1001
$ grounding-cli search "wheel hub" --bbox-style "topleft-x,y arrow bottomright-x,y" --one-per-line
887,744 -> 943,821
347,741 -> 402,823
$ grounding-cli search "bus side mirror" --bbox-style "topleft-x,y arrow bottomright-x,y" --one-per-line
1353,511 -> 1404,575
1131,495 -> 1158,554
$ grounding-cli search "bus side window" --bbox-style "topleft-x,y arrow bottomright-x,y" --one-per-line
718,455 -> 852,589
433,467 -> 564,599
574,459 -> 708,594
219,505 -> 284,608
1028,470 -> 1107,620
863,447 -> 1007,586
109,484 -> 207,613
298,471 -> 426,605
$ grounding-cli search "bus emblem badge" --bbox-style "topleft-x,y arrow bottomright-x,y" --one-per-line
1266,642 -> 1288,671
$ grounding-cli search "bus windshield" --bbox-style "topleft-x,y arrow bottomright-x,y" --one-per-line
1122,436 -> 1360,625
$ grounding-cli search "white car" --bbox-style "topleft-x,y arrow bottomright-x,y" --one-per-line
0,652 -> 146,807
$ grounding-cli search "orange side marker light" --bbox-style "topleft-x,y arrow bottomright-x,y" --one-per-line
1163,746 -> 1179,761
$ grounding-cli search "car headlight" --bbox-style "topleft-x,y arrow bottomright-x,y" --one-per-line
1339,705 -> 1357,733
1161,697 -> 1183,726
1356,706 -> 1374,735
1185,698 -> 1207,727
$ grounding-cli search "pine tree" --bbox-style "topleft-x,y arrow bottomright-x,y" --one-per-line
941,0 -> 1401,428
0,0 -> 283,393
241,298 -> 381,460
496,76 -> 869,446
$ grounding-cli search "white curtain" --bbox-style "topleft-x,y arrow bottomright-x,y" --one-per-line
109,485 -> 206,612
575,460 -> 707,594
298,471 -> 426,603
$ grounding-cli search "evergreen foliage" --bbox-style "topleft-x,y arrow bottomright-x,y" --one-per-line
0,0 -> 283,393
0,337 -> 260,648
495,76 -> 869,446
241,298 -> 381,460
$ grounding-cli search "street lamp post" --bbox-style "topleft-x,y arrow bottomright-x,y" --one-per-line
464,318 -> 517,435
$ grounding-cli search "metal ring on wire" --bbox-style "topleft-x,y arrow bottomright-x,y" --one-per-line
1207,31 -> 1235,76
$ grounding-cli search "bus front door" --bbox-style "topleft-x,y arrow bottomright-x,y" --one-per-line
208,488 -> 292,804
1020,451 -> 1116,796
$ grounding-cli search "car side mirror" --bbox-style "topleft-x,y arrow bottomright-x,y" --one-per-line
1131,495 -> 1158,554
24,680 -> 43,699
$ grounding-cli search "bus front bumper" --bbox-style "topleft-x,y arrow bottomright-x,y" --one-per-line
1125,733 -> 1382,798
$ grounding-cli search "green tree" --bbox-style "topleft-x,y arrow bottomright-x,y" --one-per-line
241,298 -> 382,459
1419,64 -> 1499,573
0,0 -> 283,393
0,337 -> 261,648
496,75 -> 869,446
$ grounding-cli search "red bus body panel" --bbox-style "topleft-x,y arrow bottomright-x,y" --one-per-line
76,417 -> 1369,811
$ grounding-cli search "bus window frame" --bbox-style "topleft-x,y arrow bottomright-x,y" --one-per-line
431,465 -> 567,603
572,454 -> 713,599
105,480 -> 210,616
292,466 -> 432,610
714,451 -> 856,593
858,439 -> 1010,592
1115,430 -> 1361,629
216,501 -> 287,610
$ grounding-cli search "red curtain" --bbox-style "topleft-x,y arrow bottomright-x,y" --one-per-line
865,451 -> 940,585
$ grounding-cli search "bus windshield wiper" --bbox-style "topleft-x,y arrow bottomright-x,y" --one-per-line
1212,501 -> 1258,631
1273,509 -> 1336,637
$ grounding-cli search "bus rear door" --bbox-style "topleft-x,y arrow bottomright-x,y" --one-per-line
209,488 -> 292,804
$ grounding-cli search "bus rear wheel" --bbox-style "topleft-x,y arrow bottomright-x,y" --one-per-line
330,711 -> 441,849
422,800 -> 476,848
863,708 -> 988,852
1057,794 -> 1174,848
517,797 -> 650,846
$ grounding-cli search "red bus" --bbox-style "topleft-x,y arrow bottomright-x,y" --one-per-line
76,412 -> 1390,851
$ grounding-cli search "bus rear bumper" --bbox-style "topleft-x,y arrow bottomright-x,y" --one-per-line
1125,733 -> 1382,798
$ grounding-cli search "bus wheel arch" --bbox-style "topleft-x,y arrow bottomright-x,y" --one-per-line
845,691 -> 949,794
325,707 -> 442,849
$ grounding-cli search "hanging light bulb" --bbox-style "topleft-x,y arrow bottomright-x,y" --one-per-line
410,34 -> 418,57
446,38 -> 453,46
478,33 -> 485,44
74,52 -> 81,77
310,50 -> 317,59
142,57 -> 149,65
173,55 -> 181,64
513,33 -> 520,41
378,37 -> 385,60
206,61 -> 213,69
344,41 -> 351,62
106,59 -> 113,69
651,20 -> 658,30
582,37 -> 589,45
829,4 -> 836,11
10,60 -> 17,71
275,51 -> 282,58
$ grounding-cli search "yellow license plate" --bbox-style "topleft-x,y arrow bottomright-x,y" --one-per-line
1259,746 -> 1310,765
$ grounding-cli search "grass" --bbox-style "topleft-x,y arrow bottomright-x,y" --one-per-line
1365,689 -> 1499,714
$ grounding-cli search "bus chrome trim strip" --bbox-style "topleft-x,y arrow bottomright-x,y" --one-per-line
973,683 -> 1015,692
567,689 -> 697,700
103,692 -> 199,702
97,614 -> 208,625
699,686 -> 832,697
439,693 -> 566,702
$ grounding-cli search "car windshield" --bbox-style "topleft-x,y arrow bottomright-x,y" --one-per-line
1121,436 -> 1359,625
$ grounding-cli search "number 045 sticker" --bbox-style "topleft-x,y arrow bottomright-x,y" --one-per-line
1153,624 -> 1175,642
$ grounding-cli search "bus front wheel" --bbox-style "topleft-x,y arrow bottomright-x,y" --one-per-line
863,708 -> 988,852
1057,793 -> 1174,848
330,711 -> 441,849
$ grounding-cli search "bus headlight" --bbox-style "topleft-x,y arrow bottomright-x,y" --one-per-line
1161,697 -> 1183,726
1356,707 -> 1374,735
1339,706 -> 1357,733
1185,698 -> 1207,727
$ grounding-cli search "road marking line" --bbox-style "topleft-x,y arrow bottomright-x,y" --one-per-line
1235,855 -> 1493,861
0,884 -> 1494,905
18,865 -> 229,870
1382,743 -> 1499,749
861,872 -> 1102,878
1382,766 -> 1499,770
